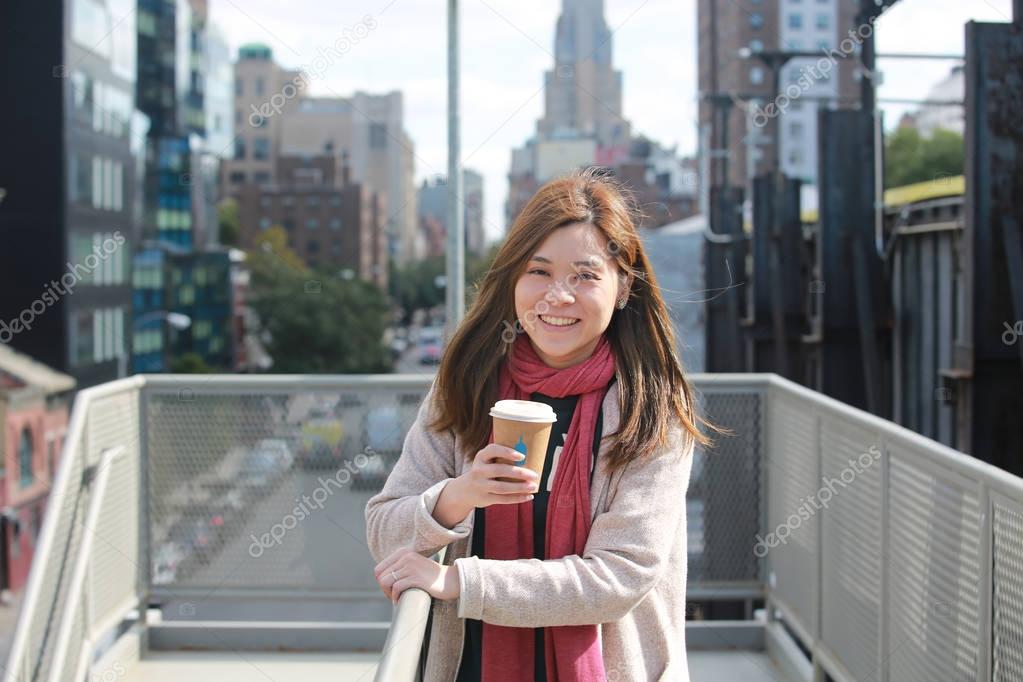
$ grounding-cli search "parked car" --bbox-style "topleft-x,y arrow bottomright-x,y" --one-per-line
239,449 -> 286,490
299,414 -> 344,469
418,342 -> 442,365
352,454 -> 390,491
152,541 -> 187,586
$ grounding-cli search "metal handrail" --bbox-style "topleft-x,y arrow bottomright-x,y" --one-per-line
3,376 -> 144,682
47,446 -> 127,682
760,373 -> 1023,682
373,588 -> 432,682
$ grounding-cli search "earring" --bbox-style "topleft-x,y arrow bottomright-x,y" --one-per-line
616,298 -> 626,310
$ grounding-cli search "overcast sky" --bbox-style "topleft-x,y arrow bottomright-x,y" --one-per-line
209,0 -> 1013,243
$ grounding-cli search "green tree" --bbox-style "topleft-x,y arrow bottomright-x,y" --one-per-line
246,227 -> 392,373
169,352 -> 213,373
218,198 -> 241,247
388,245 -> 500,324
885,127 -> 964,189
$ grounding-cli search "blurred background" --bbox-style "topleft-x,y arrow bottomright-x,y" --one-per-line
0,1 -> 1021,678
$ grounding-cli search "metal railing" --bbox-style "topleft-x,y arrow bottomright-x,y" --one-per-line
4,377 -> 144,682
759,375 -> 1023,682
5,373 -> 1023,682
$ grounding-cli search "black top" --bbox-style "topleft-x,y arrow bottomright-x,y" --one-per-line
455,390 -> 606,682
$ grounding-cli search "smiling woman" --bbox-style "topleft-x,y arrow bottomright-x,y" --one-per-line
365,168 -> 714,682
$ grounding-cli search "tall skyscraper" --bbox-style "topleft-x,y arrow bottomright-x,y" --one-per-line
537,0 -> 630,149
508,0 -> 634,226
0,0 -> 139,389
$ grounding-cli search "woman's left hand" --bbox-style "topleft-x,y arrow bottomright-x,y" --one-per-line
373,547 -> 460,604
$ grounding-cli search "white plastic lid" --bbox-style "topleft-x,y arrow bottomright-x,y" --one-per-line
489,399 -> 557,423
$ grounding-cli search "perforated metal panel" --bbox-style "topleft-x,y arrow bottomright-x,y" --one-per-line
764,388 -> 819,640
144,384 -> 427,593
87,391 -> 141,633
689,388 -> 763,585
887,445 -> 981,682
818,416 -> 883,682
10,384 -> 144,682
993,500 -> 1023,682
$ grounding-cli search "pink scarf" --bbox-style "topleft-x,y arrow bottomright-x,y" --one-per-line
481,333 -> 615,681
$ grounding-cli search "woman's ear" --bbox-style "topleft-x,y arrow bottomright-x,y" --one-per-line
617,270 -> 634,307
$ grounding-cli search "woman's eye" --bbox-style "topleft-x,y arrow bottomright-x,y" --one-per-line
579,272 -> 598,280
529,269 -> 548,276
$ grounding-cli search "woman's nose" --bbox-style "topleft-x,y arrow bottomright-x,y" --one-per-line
548,280 -> 575,304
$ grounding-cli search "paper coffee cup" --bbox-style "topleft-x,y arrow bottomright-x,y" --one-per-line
490,400 -> 557,491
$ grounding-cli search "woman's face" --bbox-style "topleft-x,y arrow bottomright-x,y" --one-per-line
513,222 -> 626,369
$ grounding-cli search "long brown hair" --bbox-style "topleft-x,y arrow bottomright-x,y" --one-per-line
431,168 -> 710,473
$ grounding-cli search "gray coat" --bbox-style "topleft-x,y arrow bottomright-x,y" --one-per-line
365,379 -> 694,681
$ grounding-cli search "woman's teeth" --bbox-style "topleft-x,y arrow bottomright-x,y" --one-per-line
540,315 -> 579,327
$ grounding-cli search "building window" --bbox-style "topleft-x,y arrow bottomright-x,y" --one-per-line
71,311 -> 94,367
282,196 -> 295,207
306,218 -> 319,230
329,217 -> 341,231
255,77 -> 265,95
790,121 -> 804,138
329,195 -> 342,207
750,66 -> 765,85
749,39 -> 764,53
253,171 -> 271,184
260,195 -> 272,208
332,242 -> 342,255
229,171 -> 246,184
235,78 -> 243,96
816,13 -> 829,30
253,137 -> 270,160
306,195 -> 320,207
259,217 -> 271,229
789,13 -> 803,29
749,12 -> 764,29
307,240 -> 319,253
234,138 -> 246,160
369,123 -> 388,149
19,427 -> 33,489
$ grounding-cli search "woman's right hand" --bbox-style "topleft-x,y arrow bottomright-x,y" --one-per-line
455,444 -> 539,508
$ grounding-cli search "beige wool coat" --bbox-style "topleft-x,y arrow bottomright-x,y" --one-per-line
365,378 -> 695,681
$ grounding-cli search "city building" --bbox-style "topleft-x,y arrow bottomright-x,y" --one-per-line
220,45 -> 418,265
507,0 -> 694,229
132,243 -> 235,373
279,93 -> 418,264
614,139 -> 700,227
0,344 -> 75,593
235,154 -> 388,289
417,170 -> 486,257
133,0 -> 237,373
220,43 -> 303,189
0,0 -> 140,389
697,0 -> 860,189
914,65 -> 965,137
537,0 -> 631,150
